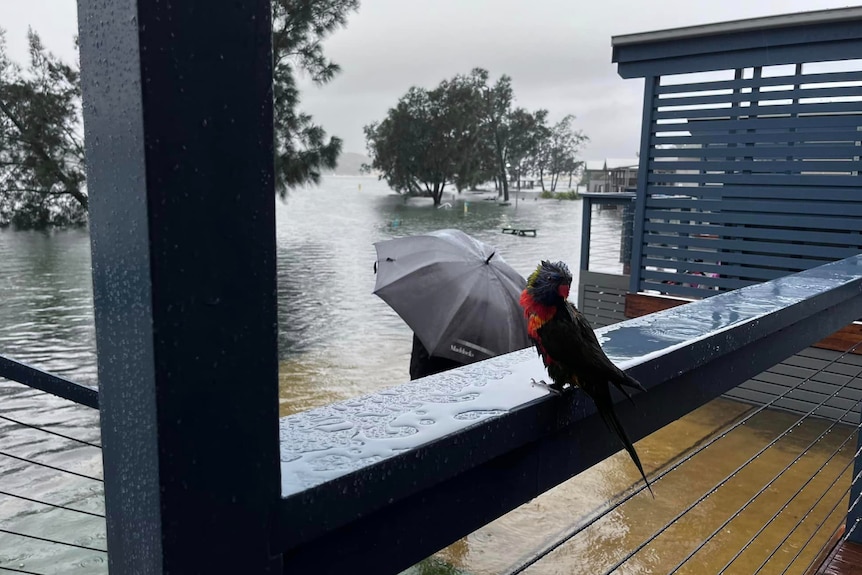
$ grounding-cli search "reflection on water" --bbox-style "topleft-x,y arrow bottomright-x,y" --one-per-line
0,177 -> 850,574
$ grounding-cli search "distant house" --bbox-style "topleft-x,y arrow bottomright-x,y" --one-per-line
583,158 -> 639,193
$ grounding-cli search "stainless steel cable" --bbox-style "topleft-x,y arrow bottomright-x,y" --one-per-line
0,566 -> 44,574
0,451 -> 102,483
794,481 -> 862,575
747,438 -> 860,574
777,469 -> 862,575
0,414 -> 101,449
599,352 -> 862,575
0,489 -> 103,518
505,339 -> 862,575
716,380 -> 862,574
0,528 -> 106,553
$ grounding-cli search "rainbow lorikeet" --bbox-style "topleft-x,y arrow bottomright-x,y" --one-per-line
520,260 -> 653,495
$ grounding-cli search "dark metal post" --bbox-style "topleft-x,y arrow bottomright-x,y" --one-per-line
77,1 -> 281,572
628,75 -> 656,294
579,196 -> 592,271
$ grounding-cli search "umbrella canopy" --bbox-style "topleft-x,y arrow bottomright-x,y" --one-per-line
373,229 -> 531,364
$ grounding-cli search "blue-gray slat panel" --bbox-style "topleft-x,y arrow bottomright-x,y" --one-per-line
648,186 -> 862,201
654,115 -> 862,132
644,209 -> 861,230
644,232 -> 862,262
651,145 -> 862,159
643,222 -> 861,245
654,101 -> 862,121
654,130 -> 862,146
640,256 -> 792,279
643,235 -> 861,261
645,197 -> 862,216
654,71 -> 862,94
643,248 -> 832,272
641,269 -> 752,290
656,85 -> 862,107
640,280 -> 728,298
649,160 -> 862,173
647,173 -> 860,186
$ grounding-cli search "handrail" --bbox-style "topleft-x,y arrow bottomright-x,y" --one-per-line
579,191 -> 635,273
275,254 -> 862,574
0,355 -> 98,409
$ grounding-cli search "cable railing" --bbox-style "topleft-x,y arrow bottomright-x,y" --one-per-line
0,360 -> 104,574
3,261 -> 862,574
500,338 -> 862,575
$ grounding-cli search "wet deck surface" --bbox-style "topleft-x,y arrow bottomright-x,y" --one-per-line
811,536 -> 862,575
419,397 -> 856,575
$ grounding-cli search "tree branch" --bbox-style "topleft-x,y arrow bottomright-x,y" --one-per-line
0,97 -> 88,210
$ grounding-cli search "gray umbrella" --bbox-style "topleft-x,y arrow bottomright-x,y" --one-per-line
373,229 -> 531,364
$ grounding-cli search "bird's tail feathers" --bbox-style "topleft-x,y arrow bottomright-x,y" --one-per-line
596,399 -> 655,498
611,372 -> 646,404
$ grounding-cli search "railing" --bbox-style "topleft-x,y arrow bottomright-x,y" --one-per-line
579,191 -> 636,276
2,253 -> 861,574
60,3 -> 862,573
0,358 -> 104,574
273,254 -> 862,573
577,192 -> 636,327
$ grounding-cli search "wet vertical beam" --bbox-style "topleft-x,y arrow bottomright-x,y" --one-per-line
629,75 -> 656,295
77,0 -> 281,572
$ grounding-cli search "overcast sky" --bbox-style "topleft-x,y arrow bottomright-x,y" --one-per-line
2,0 -> 859,160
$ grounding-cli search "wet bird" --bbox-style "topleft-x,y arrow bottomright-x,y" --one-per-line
520,260 -> 653,496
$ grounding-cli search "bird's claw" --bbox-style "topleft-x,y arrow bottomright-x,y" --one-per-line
531,378 -> 562,396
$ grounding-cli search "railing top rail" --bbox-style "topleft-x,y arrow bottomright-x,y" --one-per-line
0,355 -> 98,409
580,192 -> 636,201
276,254 -> 862,572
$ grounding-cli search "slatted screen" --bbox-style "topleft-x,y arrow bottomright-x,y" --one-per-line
638,61 -> 862,299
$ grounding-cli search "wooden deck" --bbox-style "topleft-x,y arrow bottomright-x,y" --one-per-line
808,527 -> 862,575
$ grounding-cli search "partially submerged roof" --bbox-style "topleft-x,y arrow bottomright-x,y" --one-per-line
611,6 -> 862,78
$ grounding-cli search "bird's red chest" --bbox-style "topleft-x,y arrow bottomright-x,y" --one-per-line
520,292 -> 557,340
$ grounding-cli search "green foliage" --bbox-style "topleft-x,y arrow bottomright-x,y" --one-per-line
538,115 -> 588,192
1,2 -> 358,228
555,189 -> 579,200
539,190 -> 555,199
0,30 -> 87,228
271,0 -> 359,195
365,68 -> 587,206
364,80 -> 480,205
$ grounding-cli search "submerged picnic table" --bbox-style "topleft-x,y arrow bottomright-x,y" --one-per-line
502,227 -> 537,237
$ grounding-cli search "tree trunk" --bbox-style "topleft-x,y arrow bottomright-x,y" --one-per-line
568,172 -> 573,189
432,182 -> 445,206
539,167 -> 546,192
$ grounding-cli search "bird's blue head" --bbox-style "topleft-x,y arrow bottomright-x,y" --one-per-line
525,260 -> 572,305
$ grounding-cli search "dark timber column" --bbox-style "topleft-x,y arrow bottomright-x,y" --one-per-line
77,0 -> 281,572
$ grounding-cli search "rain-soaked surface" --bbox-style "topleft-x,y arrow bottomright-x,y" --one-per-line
0,177 -> 854,573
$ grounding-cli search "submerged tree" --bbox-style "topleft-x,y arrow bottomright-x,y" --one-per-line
365,80 -> 485,206
0,30 -> 86,228
365,67 -> 588,204
539,115 -> 589,192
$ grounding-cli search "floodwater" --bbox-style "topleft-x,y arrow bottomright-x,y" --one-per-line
0,176 -> 852,574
